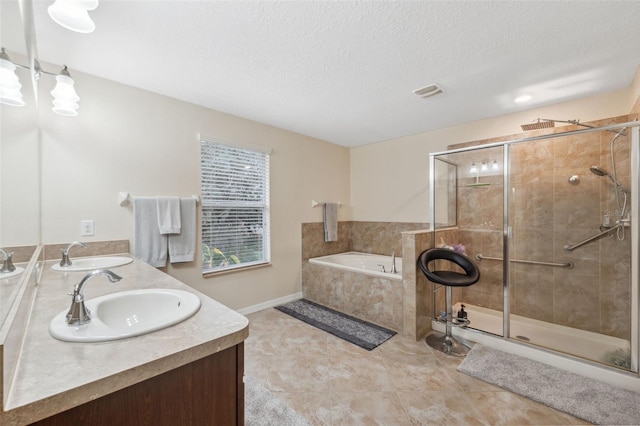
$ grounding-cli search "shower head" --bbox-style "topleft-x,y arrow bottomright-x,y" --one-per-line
590,165 -> 629,192
520,119 -> 555,131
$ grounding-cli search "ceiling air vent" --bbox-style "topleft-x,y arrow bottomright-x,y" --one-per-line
413,83 -> 444,98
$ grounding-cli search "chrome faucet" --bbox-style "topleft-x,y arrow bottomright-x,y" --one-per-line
0,248 -> 16,273
390,252 -> 397,274
66,269 -> 122,326
59,241 -> 88,267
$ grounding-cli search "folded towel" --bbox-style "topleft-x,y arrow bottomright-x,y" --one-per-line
168,197 -> 197,263
323,203 -> 339,242
157,196 -> 182,234
133,197 -> 167,267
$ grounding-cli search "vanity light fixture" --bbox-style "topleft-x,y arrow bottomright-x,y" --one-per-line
469,162 -> 478,174
51,66 -> 80,116
492,160 -> 499,171
0,49 -> 25,106
480,161 -> 488,172
48,0 -> 99,34
0,47 -> 81,116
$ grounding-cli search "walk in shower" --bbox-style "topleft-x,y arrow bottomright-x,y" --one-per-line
429,121 -> 639,372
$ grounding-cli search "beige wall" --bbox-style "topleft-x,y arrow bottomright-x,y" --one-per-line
351,87 -> 634,223
9,67 -> 350,311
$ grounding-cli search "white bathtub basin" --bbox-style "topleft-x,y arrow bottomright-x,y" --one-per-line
52,256 -> 133,272
49,289 -> 201,342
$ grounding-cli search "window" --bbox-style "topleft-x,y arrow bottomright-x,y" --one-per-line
200,136 -> 270,274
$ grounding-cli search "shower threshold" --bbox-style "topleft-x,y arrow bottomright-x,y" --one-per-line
432,303 -> 630,370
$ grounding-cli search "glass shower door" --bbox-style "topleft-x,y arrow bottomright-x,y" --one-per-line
507,129 -> 634,370
432,146 -> 505,337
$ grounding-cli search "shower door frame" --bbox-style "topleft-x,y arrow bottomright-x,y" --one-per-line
429,121 -> 640,372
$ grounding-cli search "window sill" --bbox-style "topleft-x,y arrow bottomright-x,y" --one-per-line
202,262 -> 272,278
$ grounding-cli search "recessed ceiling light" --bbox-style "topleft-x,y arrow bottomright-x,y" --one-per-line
515,94 -> 532,103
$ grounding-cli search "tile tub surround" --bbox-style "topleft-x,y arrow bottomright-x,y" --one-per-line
301,222 -> 429,261
302,222 -> 467,340
302,222 -> 429,338
302,260 -> 404,332
1,258 -> 248,425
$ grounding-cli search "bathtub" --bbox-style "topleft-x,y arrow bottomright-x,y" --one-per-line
434,303 -> 639,391
308,251 -> 402,281
304,251 -> 404,332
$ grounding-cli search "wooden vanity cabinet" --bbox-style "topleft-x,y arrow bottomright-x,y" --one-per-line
30,343 -> 244,426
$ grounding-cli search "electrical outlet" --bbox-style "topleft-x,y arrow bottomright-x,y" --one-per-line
81,220 -> 95,236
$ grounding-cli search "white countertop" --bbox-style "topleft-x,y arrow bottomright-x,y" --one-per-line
2,257 -> 249,425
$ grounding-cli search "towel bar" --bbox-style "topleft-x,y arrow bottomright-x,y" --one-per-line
311,200 -> 343,208
475,254 -> 573,269
119,192 -> 200,207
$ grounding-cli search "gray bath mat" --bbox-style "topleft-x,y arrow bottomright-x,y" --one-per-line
245,376 -> 309,426
274,299 -> 396,350
457,344 -> 640,425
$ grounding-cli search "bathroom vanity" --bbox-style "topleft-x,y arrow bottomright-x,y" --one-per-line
0,252 -> 249,425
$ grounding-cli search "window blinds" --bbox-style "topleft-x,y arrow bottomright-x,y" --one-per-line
200,139 -> 270,273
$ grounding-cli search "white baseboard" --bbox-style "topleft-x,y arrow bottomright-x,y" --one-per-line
236,292 -> 303,316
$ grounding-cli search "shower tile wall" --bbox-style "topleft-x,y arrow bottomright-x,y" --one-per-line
449,115 -> 632,340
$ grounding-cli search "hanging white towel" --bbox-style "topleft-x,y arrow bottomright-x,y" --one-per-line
156,196 -> 182,234
168,197 -> 197,263
323,203 -> 339,242
133,197 -> 167,267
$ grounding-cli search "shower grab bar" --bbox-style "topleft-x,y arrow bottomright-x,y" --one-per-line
563,224 -> 622,252
475,254 -> 573,269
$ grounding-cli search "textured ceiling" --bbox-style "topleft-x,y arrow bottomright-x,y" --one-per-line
2,1 -> 640,147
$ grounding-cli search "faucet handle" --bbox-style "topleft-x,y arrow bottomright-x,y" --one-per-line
60,241 -> 88,267
0,249 -> 16,273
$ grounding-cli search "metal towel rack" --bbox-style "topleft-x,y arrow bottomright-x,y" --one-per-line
475,254 -> 573,269
119,192 -> 200,206
311,200 -> 343,208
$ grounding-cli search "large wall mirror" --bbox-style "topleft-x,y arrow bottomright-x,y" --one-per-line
0,0 -> 41,328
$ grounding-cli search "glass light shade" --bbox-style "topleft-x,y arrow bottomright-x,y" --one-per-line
469,162 -> 478,174
480,162 -> 488,172
51,74 -> 79,116
492,160 -> 499,170
48,0 -> 98,33
0,58 -> 25,106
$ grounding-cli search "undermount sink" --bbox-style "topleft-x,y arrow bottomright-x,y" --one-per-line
0,266 -> 25,279
52,256 -> 133,272
49,289 -> 201,342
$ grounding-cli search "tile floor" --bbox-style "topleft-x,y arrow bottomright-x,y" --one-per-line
244,308 -> 590,425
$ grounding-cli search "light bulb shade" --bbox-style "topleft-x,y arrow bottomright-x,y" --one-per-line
0,58 -> 25,106
51,74 -> 79,116
492,160 -> 499,170
481,162 -> 488,172
48,0 -> 98,33
469,163 -> 478,174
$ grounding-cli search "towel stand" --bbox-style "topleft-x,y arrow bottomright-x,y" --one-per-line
119,192 -> 200,207
311,200 -> 343,208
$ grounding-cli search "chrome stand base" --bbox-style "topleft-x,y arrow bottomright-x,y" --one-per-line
426,332 -> 472,357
